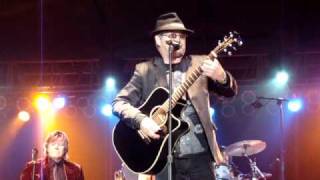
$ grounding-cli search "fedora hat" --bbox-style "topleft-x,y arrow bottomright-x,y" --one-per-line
151,12 -> 194,35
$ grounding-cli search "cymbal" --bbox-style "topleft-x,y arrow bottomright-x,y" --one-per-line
263,172 -> 272,178
225,140 -> 266,156
238,172 -> 272,179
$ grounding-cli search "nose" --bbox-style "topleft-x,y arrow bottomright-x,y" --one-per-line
171,35 -> 181,41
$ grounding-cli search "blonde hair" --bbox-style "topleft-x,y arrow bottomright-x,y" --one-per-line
43,130 -> 69,159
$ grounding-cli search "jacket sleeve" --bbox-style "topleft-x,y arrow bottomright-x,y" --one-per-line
78,166 -> 85,180
207,71 -> 238,97
112,63 -> 148,130
20,162 -> 33,180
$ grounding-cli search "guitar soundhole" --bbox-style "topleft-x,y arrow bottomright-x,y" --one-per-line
151,107 -> 167,127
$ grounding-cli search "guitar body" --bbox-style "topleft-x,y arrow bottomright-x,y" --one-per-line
112,87 -> 190,174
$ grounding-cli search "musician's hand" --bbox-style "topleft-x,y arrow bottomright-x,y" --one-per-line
140,117 -> 161,140
201,59 -> 227,84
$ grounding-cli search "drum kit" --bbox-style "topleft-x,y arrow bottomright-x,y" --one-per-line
214,140 -> 272,180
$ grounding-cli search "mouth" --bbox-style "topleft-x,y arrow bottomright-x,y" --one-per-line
173,51 -> 184,58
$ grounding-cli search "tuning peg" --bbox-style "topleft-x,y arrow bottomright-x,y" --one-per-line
229,32 -> 234,38
232,47 -> 237,51
223,48 -> 227,52
234,37 -> 243,46
227,51 -> 232,56
238,40 -> 243,46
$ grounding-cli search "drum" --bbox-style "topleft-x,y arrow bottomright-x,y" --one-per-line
214,164 -> 234,180
121,163 -> 138,180
120,163 -> 155,180
237,173 -> 251,180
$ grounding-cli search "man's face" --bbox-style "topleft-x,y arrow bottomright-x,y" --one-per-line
47,137 -> 66,160
156,31 -> 187,64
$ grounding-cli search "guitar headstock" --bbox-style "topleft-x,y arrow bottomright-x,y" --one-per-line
209,31 -> 243,59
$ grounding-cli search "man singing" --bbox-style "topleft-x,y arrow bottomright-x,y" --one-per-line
112,12 -> 238,179
20,130 -> 84,180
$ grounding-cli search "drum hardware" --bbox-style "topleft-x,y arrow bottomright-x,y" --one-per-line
214,163 -> 235,180
244,154 -> 266,180
223,140 -> 272,180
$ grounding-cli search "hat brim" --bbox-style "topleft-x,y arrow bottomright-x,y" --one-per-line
151,27 -> 194,36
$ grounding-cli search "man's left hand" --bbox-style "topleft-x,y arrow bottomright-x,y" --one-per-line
201,59 -> 227,84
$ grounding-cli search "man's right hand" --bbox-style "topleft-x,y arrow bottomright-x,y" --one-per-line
140,117 -> 161,140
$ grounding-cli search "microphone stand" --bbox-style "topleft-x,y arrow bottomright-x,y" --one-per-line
167,41 -> 178,180
31,148 -> 38,180
256,96 -> 288,180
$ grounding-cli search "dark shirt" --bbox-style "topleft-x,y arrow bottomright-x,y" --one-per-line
48,158 -> 66,180
175,101 -> 210,157
165,60 -> 210,157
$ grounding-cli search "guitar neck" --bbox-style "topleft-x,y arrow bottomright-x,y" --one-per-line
161,51 -> 218,112
161,65 -> 200,111
159,32 -> 240,112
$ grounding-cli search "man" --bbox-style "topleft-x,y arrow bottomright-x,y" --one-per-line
112,12 -> 238,179
20,130 -> 84,180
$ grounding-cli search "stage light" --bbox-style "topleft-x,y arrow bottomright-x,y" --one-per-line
35,95 -> 51,112
52,97 -> 66,110
18,111 -> 31,122
105,77 -> 116,91
77,96 -> 90,108
210,107 -> 215,117
16,97 -> 31,110
221,105 -> 236,118
288,98 -> 302,112
274,71 -> 289,87
101,104 -> 113,117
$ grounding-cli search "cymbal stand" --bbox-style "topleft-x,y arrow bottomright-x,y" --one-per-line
244,154 -> 266,180
242,145 -> 266,180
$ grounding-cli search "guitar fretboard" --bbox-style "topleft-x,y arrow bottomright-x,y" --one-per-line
160,43 -> 224,112
153,33 -> 240,124
161,65 -> 203,112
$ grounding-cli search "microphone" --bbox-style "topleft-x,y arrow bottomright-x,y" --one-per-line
32,148 -> 38,162
166,40 -> 180,50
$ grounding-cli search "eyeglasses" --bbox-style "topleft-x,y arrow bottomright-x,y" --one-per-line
160,32 -> 187,39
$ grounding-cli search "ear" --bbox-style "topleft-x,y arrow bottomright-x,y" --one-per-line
154,35 -> 161,47
43,143 -> 48,155
64,145 -> 68,154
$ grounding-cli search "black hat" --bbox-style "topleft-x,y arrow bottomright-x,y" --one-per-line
151,12 -> 194,36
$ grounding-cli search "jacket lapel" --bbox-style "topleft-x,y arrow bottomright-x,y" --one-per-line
153,57 -> 169,89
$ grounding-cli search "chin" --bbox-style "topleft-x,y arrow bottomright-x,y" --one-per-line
172,59 -> 182,64
50,154 -> 64,159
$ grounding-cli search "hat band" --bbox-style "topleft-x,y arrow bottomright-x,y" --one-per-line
158,22 -> 187,30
